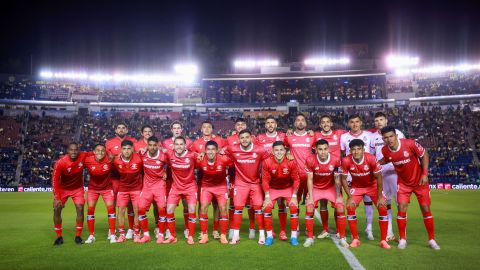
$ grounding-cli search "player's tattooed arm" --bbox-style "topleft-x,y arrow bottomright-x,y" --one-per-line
419,149 -> 430,185
334,173 -> 342,203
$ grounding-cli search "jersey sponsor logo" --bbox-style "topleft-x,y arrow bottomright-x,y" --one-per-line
351,171 -> 370,177
314,172 -> 333,176
237,159 -> 256,164
403,151 -> 409,157
144,164 -> 162,169
292,143 -> 311,147
393,158 -> 411,166
172,163 -> 191,169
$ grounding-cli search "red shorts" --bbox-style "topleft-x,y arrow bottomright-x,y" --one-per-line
349,185 -> 385,206
200,185 -> 228,205
58,187 -> 85,206
111,180 -> 120,198
307,185 -> 343,207
397,182 -> 431,205
233,181 -> 264,207
166,180 -> 173,196
87,189 -> 114,204
139,184 -> 167,210
167,186 -> 197,205
266,187 -> 295,207
116,190 -> 141,207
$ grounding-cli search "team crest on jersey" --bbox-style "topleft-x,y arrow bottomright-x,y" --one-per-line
203,166 -> 207,170
92,166 -> 96,170
200,145 -> 203,149
119,165 -> 123,169
185,158 -> 190,163
132,164 -> 138,169
329,165 -> 334,171
403,151 -> 409,157
252,153 -> 257,158
114,146 -> 119,149
78,162 -> 83,167
103,164 -> 109,170
306,137 -> 310,143
283,168 -> 289,174
389,157 -> 392,160
156,160 -> 161,164
315,167 -> 319,171
363,165 -> 369,171
144,159 -> 147,162
363,136 -> 367,141
67,167 -> 71,172
272,169 -> 277,174
333,135 -> 337,140
350,166 -> 355,171
292,138 -> 296,141
217,165 -> 222,170
236,153 -> 240,156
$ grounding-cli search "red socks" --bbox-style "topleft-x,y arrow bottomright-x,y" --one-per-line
278,206 -> 287,232
139,209 -> 149,233
397,211 -> 407,240
75,221 -> 83,237
253,206 -> 264,230
305,210 -> 314,238
107,205 -> 116,235
263,206 -> 273,232
157,207 -> 166,235
219,215 -> 228,235
188,213 -> 197,237
336,211 -> 347,239
166,213 -> 176,238
127,204 -> 134,230
232,207 -> 243,230
87,206 -> 95,235
183,208 -> 189,230
422,211 -> 435,240
248,207 -> 255,230
320,209 -> 329,232
378,206 -> 388,241
119,225 -> 125,236
289,205 -> 299,234
199,213 -> 209,234
347,207 -> 359,240
54,223 -> 62,238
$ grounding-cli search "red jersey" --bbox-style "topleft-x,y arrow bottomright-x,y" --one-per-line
381,139 -> 425,187
195,154 -> 233,187
341,153 -> 382,188
134,139 -> 148,153
261,156 -> 300,191
113,153 -> 143,192
84,155 -> 113,191
161,137 -> 193,151
189,135 -> 227,153
105,136 -> 137,156
226,134 -> 257,147
52,152 -> 89,199
305,154 -> 341,189
257,131 -> 286,153
284,131 -> 315,173
314,130 -> 346,159
225,143 -> 269,184
164,150 -> 197,190
142,150 -> 167,189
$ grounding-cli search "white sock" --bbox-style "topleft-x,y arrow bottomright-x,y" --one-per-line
365,205 -> 373,231
259,230 -> 265,238
291,230 -> 298,238
233,229 -> 240,239
387,208 -> 393,234
266,230 -> 273,237
144,231 -> 150,237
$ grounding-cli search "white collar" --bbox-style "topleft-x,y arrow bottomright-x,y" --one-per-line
317,153 -> 330,165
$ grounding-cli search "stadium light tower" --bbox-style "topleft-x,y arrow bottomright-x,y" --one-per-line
303,57 -> 350,66
386,55 -> 420,68
233,58 -> 279,69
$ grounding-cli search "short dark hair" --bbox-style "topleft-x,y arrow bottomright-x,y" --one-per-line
147,136 -> 159,143
380,126 -> 396,135
141,125 -> 153,133
265,116 -> 276,122
170,121 -> 183,129
205,140 -> 218,149
121,140 -> 134,147
348,114 -> 362,121
174,136 -> 186,144
202,120 -> 215,130
235,118 -> 246,124
116,123 -> 127,128
295,113 -> 306,120
315,139 -> 329,148
272,141 -> 285,148
93,143 -> 105,150
238,129 -> 251,137
349,139 -> 365,149
374,112 -> 387,119
319,115 -> 332,122
68,142 -> 79,148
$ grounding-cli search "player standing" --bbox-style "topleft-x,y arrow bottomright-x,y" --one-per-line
380,126 -> 440,250
340,139 -> 390,249
52,142 -> 88,245
369,112 -> 405,241
196,141 -> 232,244
340,114 -> 375,240
113,140 -> 143,243
261,141 -> 300,246
303,139 -> 348,248
84,144 -> 117,244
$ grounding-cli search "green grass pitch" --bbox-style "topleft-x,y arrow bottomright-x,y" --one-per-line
0,190 -> 479,270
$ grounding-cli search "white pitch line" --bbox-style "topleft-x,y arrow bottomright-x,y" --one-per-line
311,208 -> 364,269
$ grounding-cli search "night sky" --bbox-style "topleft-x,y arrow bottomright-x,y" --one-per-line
1,0 -> 479,74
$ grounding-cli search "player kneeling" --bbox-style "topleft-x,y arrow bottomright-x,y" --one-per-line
84,144 -> 117,244
303,140 -> 348,248
196,141 -> 232,244
340,139 -> 390,249
261,141 -> 300,246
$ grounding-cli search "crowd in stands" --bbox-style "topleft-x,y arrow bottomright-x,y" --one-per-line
415,72 -> 480,97
0,104 -> 478,187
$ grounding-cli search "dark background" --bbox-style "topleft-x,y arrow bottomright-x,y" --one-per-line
1,0 -> 479,74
